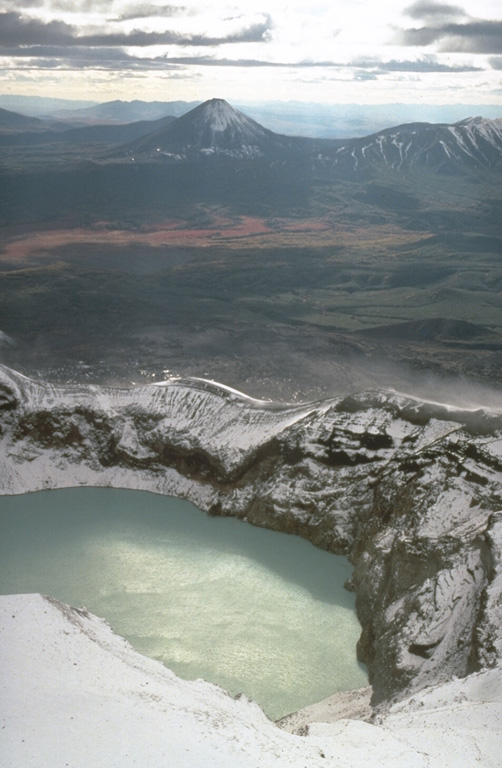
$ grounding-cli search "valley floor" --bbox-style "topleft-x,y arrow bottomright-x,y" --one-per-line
0,215 -> 501,405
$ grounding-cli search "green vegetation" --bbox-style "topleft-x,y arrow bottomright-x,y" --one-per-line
1,235 -> 500,339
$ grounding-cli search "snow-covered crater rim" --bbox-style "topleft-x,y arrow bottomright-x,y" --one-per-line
1,364 -> 501,429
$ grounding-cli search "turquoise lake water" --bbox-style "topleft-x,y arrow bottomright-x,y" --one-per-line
0,487 -> 367,719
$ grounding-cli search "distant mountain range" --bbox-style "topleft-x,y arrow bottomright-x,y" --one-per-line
0,107 -> 54,135
0,109 -> 176,146
1,93 -> 501,139
109,98 -> 502,177
50,98 -> 200,124
1,97 -> 501,177
0,97 -> 500,226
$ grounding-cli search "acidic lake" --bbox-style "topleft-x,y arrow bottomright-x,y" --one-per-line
0,487 -> 367,719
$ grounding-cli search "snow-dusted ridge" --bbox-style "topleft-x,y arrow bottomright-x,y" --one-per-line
316,115 -> 502,174
111,98 -> 502,175
152,375 -> 276,407
0,363 -> 501,712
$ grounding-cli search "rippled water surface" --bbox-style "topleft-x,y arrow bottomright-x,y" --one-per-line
0,487 -> 367,719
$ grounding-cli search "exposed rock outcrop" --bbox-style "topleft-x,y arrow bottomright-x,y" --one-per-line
0,364 -> 501,706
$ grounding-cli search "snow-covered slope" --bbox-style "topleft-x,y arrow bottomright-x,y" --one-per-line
122,97 -> 296,159
112,99 -> 502,173
318,116 -> 502,174
1,593 -> 500,768
1,364 -> 501,708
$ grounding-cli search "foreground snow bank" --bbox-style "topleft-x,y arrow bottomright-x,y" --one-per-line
1,594 -> 500,768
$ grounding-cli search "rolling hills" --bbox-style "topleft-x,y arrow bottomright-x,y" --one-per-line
0,98 -> 500,397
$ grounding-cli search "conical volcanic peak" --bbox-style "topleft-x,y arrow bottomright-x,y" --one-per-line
194,98 -> 253,133
172,98 -> 272,148
126,97 -> 288,158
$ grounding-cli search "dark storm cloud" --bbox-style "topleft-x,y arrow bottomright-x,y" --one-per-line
404,0 -> 467,20
1,51 -> 181,70
396,1 -> 502,53
0,0 -> 44,7
0,44 -> 145,61
49,0 -> 117,10
158,54 -> 480,73
354,56 -> 481,72
0,11 -> 76,46
162,55 -> 318,66
77,23 -> 271,45
161,56 -> 365,68
0,10 -> 271,49
115,4 -> 187,21
353,71 -> 379,81
3,50 -> 336,68
394,18 -> 502,53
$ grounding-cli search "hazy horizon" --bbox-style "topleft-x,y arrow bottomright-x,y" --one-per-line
1,92 -> 500,140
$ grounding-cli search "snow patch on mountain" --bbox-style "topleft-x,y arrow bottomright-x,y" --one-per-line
108,98 -> 502,174
321,116 -> 502,174
201,98 -> 255,133
117,97 -> 302,161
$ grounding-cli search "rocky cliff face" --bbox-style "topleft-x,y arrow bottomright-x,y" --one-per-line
0,364 -> 500,706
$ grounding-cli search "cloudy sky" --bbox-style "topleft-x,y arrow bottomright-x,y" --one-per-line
0,0 -> 501,104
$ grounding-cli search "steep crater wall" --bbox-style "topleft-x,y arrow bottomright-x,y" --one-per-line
0,364 -> 501,706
